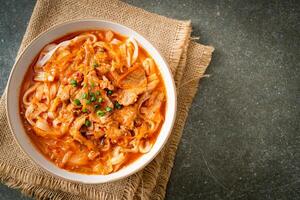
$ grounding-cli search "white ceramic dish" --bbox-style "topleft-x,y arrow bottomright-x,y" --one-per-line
6,19 -> 177,184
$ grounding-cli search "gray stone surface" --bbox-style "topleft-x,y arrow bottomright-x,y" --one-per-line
0,0 -> 299,199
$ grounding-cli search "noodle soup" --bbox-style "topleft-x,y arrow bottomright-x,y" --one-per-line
20,30 -> 166,175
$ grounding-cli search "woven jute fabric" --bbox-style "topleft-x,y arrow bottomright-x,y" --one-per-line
0,0 -> 214,199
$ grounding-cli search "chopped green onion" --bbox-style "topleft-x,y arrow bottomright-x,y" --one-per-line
98,97 -> 103,103
115,101 -> 122,109
95,91 -> 100,96
94,104 -> 100,109
85,119 -> 91,127
105,106 -> 113,112
89,92 -> 96,102
106,89 -> 113,96
82,108 -> 88,113
81,93 -> 88,99
70,79 -> 78,87
83,83 -> 87,87
90,96 -> 96,102
73,99 -> 81,106
86,99 -> 91,105
96,110 -> 105,117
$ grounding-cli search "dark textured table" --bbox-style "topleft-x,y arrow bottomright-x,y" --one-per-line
0,0 -> 299,199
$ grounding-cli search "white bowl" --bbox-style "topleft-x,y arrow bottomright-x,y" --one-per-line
6,19 -> 177,184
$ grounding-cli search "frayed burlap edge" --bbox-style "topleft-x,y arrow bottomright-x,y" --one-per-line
150,44 -> 215,200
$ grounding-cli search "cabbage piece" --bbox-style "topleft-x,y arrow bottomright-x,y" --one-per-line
37,40 -> 71,67
111,146 -> 125,165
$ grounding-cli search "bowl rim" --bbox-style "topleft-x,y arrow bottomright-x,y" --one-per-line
6,18 -> 177,184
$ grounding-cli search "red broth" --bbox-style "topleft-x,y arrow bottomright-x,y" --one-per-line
20,30 -> 166,174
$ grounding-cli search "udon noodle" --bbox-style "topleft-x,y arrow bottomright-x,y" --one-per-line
20,30 -> 166,174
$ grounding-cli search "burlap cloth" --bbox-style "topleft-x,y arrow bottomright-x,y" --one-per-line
0,0 -> 214,199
